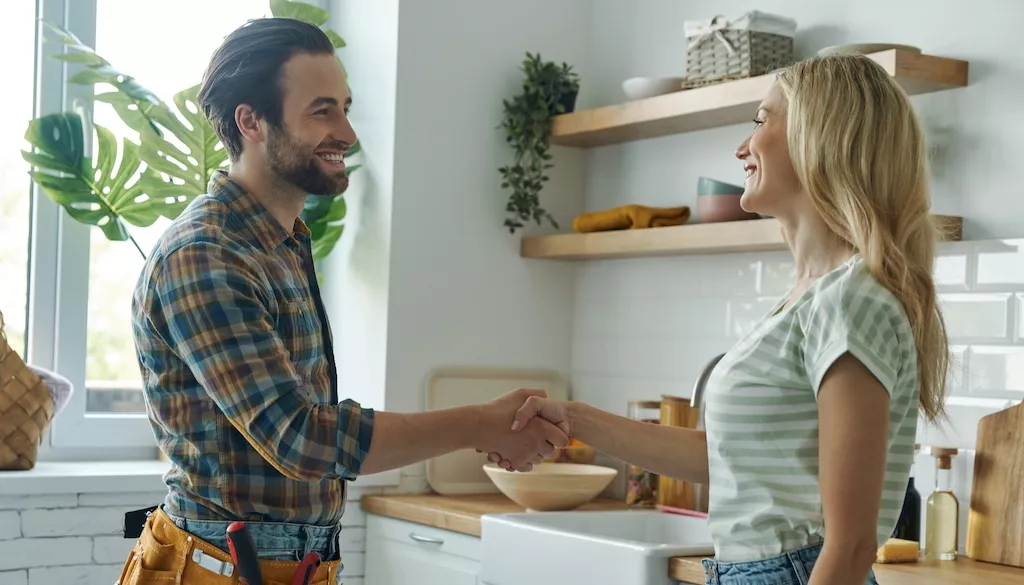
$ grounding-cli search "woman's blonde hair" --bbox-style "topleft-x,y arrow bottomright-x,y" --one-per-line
775,54 -> 949,422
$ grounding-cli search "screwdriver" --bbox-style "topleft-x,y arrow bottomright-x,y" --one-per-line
226,521 -> 263,585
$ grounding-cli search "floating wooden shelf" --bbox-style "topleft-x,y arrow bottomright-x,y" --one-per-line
520,215 -> 963,260
550,50 -> 969,148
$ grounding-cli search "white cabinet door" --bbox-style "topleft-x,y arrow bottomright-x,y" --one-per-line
364,514 -> 480,585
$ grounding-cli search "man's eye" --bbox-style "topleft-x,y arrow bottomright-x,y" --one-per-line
315,109 -> 328,116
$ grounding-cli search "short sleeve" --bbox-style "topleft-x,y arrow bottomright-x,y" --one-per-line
801,277 -> 908,398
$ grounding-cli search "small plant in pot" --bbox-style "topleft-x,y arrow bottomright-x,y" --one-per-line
498,52 -> 580,234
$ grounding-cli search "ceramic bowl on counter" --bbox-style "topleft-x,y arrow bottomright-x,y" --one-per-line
483,462 -> 617,512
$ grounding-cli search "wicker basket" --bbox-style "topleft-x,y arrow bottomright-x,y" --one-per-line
683,11 -> 797,89
0,308 -> 54,471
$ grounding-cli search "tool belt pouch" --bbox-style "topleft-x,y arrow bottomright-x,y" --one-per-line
118,508 -> 340,584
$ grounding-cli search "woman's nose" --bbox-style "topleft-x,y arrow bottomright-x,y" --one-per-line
735,137 -> 751,160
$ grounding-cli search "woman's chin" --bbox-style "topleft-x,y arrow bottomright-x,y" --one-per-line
739,191 -> 760,214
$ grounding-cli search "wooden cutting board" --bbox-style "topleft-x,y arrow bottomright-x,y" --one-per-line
424,366 -> 568,495
966,401 -> 1024,568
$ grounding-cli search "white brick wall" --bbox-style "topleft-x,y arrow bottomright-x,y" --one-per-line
572,237 -> 1024,552
0,487 -> 377,585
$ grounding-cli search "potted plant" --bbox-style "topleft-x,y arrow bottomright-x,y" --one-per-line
20,0 -> 358,262
498,52 -> 580,234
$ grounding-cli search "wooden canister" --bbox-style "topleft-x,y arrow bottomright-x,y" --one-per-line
657,394 -> 701,510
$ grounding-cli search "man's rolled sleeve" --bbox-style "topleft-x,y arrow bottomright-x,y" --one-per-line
154,240 -> 375,481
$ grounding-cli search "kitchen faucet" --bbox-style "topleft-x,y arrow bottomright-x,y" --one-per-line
688,352 -> 725,514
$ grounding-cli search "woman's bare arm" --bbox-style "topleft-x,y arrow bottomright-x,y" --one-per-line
510,398 -> 709,485
808,353 -> 890,585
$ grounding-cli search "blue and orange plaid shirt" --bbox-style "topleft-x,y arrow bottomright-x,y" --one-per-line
132,170 -> 375,525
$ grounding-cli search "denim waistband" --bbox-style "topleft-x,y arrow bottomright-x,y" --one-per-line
164,506 -> 343,563
702,543 -> 878,585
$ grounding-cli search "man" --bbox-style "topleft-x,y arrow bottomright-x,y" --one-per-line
123,17 -> 566,584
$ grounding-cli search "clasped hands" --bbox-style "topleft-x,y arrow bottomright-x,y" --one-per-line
475,388 -> 569,472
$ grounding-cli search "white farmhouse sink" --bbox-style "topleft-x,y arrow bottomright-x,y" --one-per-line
479,510 -> 714,585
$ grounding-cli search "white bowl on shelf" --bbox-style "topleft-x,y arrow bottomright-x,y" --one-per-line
622,77 -> 686,100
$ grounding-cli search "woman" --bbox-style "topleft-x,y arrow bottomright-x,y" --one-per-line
494,54 -> 950,585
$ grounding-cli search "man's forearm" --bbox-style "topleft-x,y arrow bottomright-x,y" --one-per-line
359,407 -> 482,475
567,402 -> 709,484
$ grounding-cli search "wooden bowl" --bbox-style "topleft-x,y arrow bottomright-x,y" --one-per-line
483,462 -> 617,511
696,194 -> 760,223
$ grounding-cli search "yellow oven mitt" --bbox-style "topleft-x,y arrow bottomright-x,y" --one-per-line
573,204 -> 690,233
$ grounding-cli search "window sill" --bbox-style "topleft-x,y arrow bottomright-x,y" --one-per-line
0,461 -> 402,496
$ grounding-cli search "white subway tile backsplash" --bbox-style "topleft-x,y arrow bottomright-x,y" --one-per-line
573,238 -> 1024,451
967,346 -> 1024,397
758,255 -> 796,296
973,239 -> 1024,289
933,246 -> 970,291
575,298 -> 729,342
939,293 -> 1013,342
946,346 -> 967,396
1017,293 -> 1024,342
726,297 -> 780,339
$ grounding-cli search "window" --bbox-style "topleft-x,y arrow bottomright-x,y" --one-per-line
18,0 -> 329,450
84,0 -> 271,415
0,1 -> 35,359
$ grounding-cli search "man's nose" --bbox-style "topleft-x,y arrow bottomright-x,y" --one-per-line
335,115 -> 357,150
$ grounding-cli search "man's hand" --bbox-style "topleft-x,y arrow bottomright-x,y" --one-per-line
473,389 -> 569,472
481,392 -> 572,471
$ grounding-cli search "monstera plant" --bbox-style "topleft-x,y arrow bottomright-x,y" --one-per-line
21,0 -> 358,261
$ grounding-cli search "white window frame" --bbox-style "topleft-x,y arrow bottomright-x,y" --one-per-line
27,0 -> 334,453
26,0 -> 336,455
26,0 -> 157,450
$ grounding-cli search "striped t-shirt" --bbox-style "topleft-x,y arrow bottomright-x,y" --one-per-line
703,254 -> 919,561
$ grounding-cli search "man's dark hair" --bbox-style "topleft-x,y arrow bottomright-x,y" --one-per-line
197,17 -> 335,161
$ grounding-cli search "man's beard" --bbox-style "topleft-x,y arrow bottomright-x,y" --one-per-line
266,124 -> 349,196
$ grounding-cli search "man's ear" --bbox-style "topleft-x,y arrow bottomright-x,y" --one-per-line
234,104 -> 264,146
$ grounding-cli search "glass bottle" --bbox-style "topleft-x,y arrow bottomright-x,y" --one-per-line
925,447 -> 959,560
625,400 -> 661,508
893,443 -> 922,541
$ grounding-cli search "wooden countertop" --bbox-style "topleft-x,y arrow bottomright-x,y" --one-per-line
669,555 -> 1024,585
361,494 -> 1024,584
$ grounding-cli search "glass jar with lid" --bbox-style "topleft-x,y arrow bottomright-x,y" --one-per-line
625,400 -> 661,508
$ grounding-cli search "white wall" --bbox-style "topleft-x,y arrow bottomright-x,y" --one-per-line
321,0 -> 400,412
574,0 -> 1024,551
383,1 -> 588,414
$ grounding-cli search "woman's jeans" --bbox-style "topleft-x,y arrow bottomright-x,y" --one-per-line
702,543 -> 879,585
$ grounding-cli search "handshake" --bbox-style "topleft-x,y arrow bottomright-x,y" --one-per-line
473,388 -> 572,472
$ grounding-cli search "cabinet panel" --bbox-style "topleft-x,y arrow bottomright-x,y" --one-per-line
365,514 -> 480,585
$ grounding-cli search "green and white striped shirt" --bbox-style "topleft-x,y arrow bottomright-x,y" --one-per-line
704,254 -> 919,561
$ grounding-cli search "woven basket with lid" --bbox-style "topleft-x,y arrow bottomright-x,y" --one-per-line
682,11 -> 797,89
0,308 -> 54,470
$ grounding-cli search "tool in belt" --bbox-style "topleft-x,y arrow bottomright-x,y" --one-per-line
123,507 -> 324,585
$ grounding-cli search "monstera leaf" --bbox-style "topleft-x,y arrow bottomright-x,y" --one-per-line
133,85 -> 229,215
269,0 -> 347,48
21,113 -> 171,256
42,21 -> 165,138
